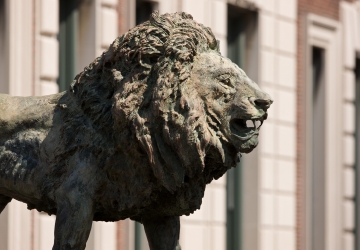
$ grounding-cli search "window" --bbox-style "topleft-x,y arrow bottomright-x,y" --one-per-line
355,58 -> 360,250
311,46 -> 325,250
0,0 -> 8,94
305,14 -> 341,250
136,0 -> 158,25
58,0 -> 79,92
226,5 -> 257,250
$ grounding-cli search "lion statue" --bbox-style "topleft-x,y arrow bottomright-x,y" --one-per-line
0,11 -> 272,250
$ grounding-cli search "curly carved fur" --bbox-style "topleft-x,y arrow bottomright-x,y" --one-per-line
69,11 -> 228,194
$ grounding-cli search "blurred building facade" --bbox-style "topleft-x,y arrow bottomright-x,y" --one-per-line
0,0 -> 360,250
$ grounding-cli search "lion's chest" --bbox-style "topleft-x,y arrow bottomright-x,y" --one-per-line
92,174 -> 207,221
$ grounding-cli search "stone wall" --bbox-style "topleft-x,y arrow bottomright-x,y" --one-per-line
257,1 -> 298,250
341,2 -> 360,250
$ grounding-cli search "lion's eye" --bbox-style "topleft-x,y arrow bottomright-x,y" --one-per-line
222,78 -> 230,84
217,74 -> 232,87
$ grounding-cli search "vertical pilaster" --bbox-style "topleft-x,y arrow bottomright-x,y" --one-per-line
0,1 -> 33,250
7,0 -> 34,96
35,0 -> 59,96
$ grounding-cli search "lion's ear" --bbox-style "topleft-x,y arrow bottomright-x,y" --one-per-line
216,40 -> 220,52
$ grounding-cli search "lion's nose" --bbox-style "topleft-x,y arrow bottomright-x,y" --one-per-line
255,98 -> 273,110
249,96 -> 273,110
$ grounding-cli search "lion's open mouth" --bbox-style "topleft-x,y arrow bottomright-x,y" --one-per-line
230,114 -> 266,140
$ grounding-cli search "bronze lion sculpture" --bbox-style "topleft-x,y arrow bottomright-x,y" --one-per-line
0,12 -> 272,250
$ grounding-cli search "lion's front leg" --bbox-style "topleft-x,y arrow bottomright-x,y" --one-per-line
52,189 -> 94,250
143,216 -> 181,250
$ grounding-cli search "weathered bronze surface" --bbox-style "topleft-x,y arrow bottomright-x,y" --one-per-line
0,12 -> 272,250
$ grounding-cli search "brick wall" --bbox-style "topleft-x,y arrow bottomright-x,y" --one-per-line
117,0 -> 130,35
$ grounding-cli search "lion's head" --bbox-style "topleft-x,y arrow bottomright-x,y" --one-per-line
70,11 -> 272,193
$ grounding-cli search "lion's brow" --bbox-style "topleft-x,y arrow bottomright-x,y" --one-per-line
214,68 -> 235,75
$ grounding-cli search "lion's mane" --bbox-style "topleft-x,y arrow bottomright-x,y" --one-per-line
67,11 -> 234,195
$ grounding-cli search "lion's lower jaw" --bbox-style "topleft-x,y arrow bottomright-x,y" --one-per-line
239,135 -> 259,154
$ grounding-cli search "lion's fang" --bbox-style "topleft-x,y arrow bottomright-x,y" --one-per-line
246,120 -> 254,128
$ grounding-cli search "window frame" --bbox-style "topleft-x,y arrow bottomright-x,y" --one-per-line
355,57 -> 360,250
58,0 -> 79,92
305,14 -> 342,250
226,4 -> 258,250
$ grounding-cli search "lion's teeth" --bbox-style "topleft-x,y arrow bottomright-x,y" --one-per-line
255,120 -> 261,129
246,120 -> 254,128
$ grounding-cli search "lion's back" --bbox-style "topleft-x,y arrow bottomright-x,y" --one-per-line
0,93 -> 65,204
0,93 -> 63,136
